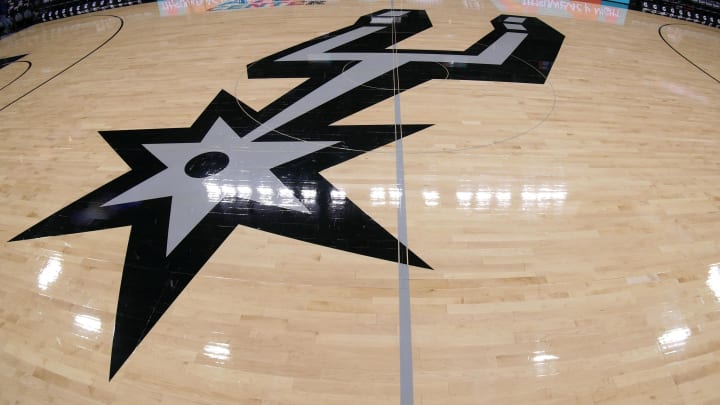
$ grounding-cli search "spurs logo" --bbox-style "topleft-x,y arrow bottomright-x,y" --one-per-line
12,10 -> 563,379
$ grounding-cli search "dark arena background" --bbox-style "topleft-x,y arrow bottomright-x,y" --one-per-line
3,0 -> 720,35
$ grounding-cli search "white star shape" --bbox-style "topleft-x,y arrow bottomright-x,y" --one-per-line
103,117 -> 337,256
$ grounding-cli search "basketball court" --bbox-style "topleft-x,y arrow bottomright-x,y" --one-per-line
1,0 -> 719,403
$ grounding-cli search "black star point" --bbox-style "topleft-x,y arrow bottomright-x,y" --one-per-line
0,54 -> 27,69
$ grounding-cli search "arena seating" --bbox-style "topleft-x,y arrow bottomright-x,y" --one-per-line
0,0 -> 717,37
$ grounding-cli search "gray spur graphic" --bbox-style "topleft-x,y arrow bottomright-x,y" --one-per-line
11,10 -> 564,379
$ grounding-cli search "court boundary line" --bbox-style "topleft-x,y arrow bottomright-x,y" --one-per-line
0,14 -> 124,113
0,61 -> 32,92
658,23 -> 720,85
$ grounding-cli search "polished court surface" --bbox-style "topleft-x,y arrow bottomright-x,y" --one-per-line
1,0 -> 720,403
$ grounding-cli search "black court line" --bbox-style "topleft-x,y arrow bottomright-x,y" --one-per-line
0,14 -> 124,113
0,61 -> 32,92
659,23 -> 720,85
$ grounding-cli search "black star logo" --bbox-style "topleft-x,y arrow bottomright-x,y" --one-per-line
11,90 -> 431,378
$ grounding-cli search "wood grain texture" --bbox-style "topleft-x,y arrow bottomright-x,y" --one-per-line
1,1 -> 719,403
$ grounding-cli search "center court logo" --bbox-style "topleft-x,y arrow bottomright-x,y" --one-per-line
12,10 -> 564,378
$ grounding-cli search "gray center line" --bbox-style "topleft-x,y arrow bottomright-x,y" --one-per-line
388,5 -> 415,405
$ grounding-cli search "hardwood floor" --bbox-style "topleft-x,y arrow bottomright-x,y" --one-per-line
1,1 -> 719,403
